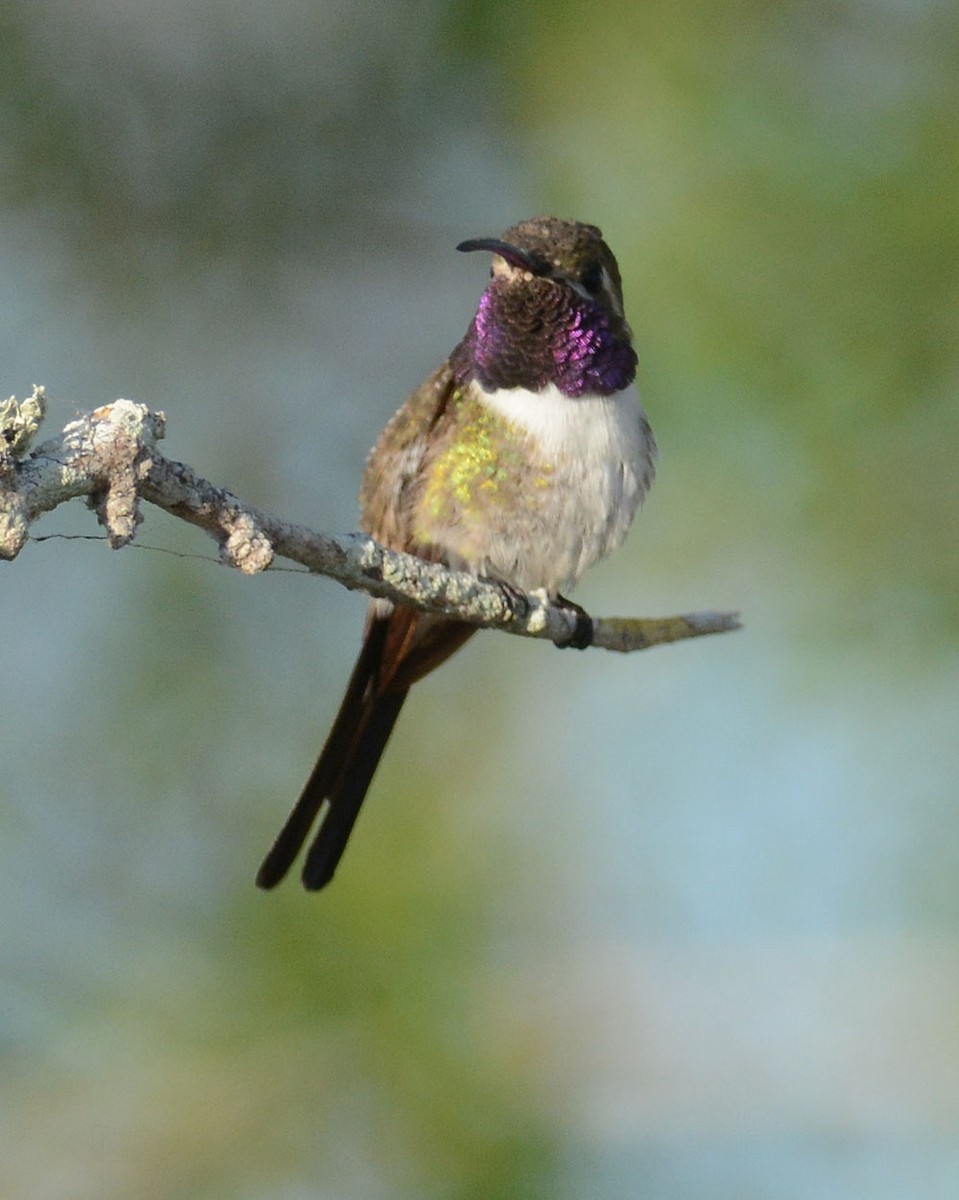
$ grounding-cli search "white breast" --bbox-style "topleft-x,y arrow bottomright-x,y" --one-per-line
483,381 -> 649,464
481,382 -> 657,590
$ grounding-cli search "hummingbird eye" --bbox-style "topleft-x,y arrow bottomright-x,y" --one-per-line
580,263 -> 604,294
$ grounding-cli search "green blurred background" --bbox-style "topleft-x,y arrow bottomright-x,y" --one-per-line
2,1 -> 958,1196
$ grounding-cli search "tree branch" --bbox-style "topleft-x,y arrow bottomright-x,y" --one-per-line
0,389 -> 740,652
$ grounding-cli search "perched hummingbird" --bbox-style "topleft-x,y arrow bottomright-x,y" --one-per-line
256,216 -> 657,891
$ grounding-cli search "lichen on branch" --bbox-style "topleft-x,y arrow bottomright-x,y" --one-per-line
0,390 -> 740,652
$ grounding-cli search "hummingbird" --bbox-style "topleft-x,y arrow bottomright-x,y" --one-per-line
256,216 -> 657,891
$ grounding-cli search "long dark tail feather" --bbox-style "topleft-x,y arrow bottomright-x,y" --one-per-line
300,689 -> 407,890
255,619 -> 392,890
257,609 -> 475,892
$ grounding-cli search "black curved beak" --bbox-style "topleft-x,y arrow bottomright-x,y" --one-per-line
456,237 -> 550,276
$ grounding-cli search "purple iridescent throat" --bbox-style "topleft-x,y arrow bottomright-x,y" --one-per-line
450,281 -> 637,398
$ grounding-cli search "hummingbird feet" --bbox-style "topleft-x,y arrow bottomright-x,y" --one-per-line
494,577 -> 532,620
551,594 -> 594,650
490,576 -> 592,649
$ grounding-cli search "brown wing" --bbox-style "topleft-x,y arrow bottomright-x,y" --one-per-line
359,357 -> 478,690
359,361 -> 457,550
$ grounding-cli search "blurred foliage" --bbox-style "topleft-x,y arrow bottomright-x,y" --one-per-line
0,0 -> 486,268
2,1 -> 958,1198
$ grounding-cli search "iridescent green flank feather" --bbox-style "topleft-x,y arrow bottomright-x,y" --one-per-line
421,390 -> 548,521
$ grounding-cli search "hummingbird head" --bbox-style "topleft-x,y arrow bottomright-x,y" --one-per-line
457,216 -> 631,341
453,217 -> 637,398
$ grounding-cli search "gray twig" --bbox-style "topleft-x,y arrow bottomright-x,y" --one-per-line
1,392 -> 741,652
